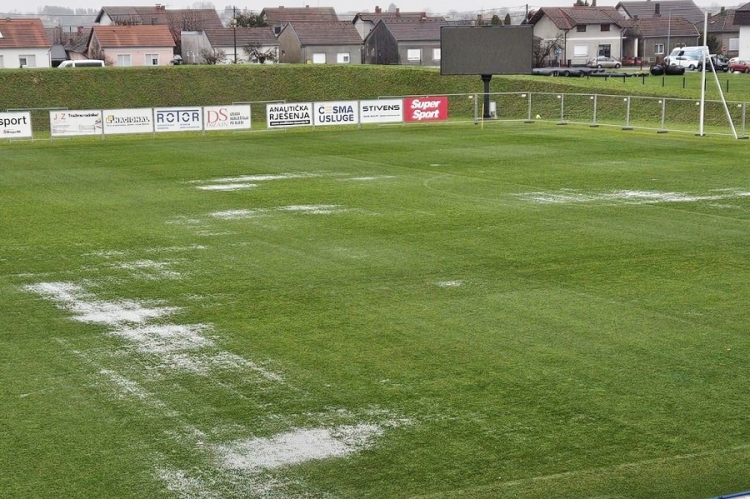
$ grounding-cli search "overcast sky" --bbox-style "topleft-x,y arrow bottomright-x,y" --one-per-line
0,0 -> 729,16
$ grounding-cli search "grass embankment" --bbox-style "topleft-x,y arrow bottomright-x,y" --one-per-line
3,64 -> 750,130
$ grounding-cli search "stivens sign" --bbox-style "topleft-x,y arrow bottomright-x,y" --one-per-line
403,96 -> 448,122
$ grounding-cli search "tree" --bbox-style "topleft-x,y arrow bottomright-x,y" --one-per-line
706,34 -> 721,55
201,48 -> 227,64
243,43 -> 277,64
234,12 -> 267,27
192,1 -> 215,8
491,14 -> 501,25
532,34 -> 565,67
504,13 -> 512,25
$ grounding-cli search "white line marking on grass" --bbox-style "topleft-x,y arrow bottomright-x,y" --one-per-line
197,183 -> 258,191
209,209 -> 261,220
276,205 -> 346,215
24,282 -> 177,326
338,176 -> 396,182
209,173 -> 321,183
216,423 -> 384,471
436,280 -> 463,288
514,189 -> 750,206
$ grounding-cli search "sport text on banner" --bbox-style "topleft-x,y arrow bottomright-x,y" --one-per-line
0,112 -> 33,138
403,96 -> 449,123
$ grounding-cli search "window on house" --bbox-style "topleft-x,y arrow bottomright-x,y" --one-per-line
146,54 -> 159,65
0,55 -> 4,68
654,43 -> 664,55
336,53 -> 350,63
407,49 -> 421,61
576,25 -> 586,32
433,48 -> 441,60
312,53 -> 326,64
117,54 -> 131,66
574,45 -> 588,57
729,38 -> 739,51
19,55 -> 35,68
600,24 -> 610,31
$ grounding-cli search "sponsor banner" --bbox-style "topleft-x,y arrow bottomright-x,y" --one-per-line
403,96 -> 449,123
313,100 -> 359,126
103,108 -> 154,135
204,105 -> 252,131
359,99 -> 403,124
266,102 -> 313,128
154,107 -> 203,133
0,112 -> 32,138
49,110 -> 102,137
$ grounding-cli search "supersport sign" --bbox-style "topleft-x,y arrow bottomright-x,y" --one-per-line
403,96 -> 448,122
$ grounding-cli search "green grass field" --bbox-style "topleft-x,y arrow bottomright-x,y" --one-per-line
2,123 -> 750,499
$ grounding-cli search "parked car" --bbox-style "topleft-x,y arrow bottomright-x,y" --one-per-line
697,54 -> 728,72
663,46 -> 707,70
587,56 -> 621,69
621,56 -> 642,66
730,60 -> 750,73
58,59 -> 105,68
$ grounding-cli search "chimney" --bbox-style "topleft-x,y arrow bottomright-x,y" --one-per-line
654,3 -> 660,15
77,26 -> 83,34
396,8 -> 400,15
592,0 -> 596,6
375,6 -> 381,13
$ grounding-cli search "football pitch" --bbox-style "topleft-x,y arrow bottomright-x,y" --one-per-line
2,123 -> 750,499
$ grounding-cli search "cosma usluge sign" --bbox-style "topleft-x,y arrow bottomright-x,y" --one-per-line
0,112 -> 33,138
49,110 -> 102,137
203,105 -> 251,131
314,101 -> 358,126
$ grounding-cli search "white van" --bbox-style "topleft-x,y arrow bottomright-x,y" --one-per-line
58,60 -> 105,68
664,46 -> 708,70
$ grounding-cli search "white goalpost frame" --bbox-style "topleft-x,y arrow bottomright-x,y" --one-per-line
700,10 -> 739,139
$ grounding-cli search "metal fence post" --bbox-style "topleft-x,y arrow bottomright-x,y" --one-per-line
590,95 -> 598,127
557,94 -> 566,125
657,98 -> 668,133
623,96 -> 633,130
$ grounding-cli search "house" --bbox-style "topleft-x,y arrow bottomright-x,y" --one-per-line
181,27 -> 279,64
95,5 -> 224,53
277,21 -> 362,64
734,2 -> 750,59
697,8 -> 740,57
95,5 -> 224,30
624,16 -> 699,63
363,18 -> 448,65
352,6 -> 444,40
260,6 -> 339,35
88,25 -> 176,66
0,18 -> 52,68
527,6 -> 629,66
62,27 -> 94,61
616,0 -> 705,26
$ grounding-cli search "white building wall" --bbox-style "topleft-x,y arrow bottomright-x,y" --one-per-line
739,26 -> 750,60
0,48 -> 51,68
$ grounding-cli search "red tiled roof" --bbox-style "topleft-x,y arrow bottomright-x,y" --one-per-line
530,6 -> 627,29
92,25 -> 176,48
0,19 -> 51,49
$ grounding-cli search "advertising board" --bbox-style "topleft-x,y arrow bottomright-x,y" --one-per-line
102,108 -> 154,135
50,110 -> 102,137
403,97 -> 449,123
154,107 -> 203,133
203,105 -> 252,131
313,101 -> 359,126
359,99 -> 403,124
0,112 -> 33,138
266,102 -> 313,128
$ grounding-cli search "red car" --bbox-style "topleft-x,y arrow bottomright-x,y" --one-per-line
729,60 -> 750,73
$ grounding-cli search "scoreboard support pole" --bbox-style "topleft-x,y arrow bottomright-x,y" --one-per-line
481,74 -> 492,119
